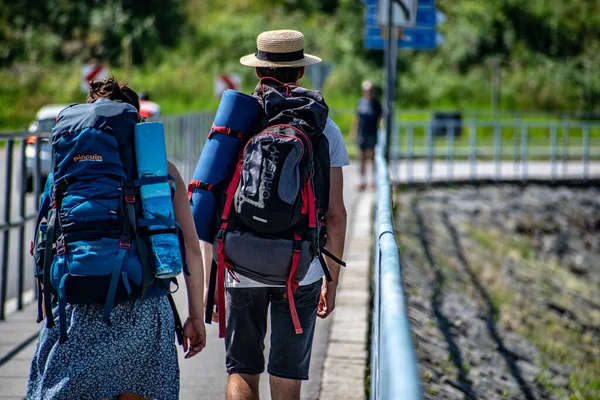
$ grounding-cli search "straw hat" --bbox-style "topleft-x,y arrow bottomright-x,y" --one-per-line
240,30 -> 322,68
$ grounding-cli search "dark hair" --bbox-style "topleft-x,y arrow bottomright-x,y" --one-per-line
87,76 -> 140,111
256,67 -> 303,84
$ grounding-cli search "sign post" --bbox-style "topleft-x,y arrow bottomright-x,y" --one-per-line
364,0 -> 445,161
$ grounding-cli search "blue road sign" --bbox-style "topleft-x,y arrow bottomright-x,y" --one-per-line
416,7 -> 436,27
364,0 -> 444,50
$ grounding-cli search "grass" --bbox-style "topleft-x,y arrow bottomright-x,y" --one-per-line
465,226 -> 600,399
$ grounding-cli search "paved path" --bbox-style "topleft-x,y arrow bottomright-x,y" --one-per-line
0,163 -> 371,400
390,160 -> 600,184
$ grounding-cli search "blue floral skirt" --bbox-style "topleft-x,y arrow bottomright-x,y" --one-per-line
26,296 -> 179,400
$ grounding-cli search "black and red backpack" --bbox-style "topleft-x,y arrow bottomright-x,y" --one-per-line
207,78 -> 345,337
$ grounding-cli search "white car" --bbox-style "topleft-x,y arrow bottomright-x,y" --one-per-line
25,104 -> 68,191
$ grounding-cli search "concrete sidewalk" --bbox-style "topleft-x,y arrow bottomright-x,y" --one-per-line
0,163 -> 374,400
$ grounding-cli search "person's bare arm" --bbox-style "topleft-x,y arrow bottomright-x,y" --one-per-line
318,167 -> 347,319
168,162 -> 206,357
200,240 -> 218,322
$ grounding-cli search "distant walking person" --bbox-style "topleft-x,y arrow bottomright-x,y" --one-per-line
200,30 -> 349,400
27,77 -> 206,400
351,80 -> 382,190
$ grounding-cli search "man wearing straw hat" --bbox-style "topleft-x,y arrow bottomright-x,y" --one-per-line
211,30 -> 349,400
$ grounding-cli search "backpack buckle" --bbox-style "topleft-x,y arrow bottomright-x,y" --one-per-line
124,188 -> 136,203
293,236 -> 303,252
119,235 -> 131,249
216,229 -> 226,241
56,237 -> 66,255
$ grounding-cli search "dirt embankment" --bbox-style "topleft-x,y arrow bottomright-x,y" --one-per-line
396,185 -> 600,400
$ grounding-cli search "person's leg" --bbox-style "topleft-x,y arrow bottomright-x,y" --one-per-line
269,375 -> 301,400
359,149 -> 367,190
267,281 -> 322,400
227,374 -> 260,400
365,148 -> 375,188
225,287 -> 269,400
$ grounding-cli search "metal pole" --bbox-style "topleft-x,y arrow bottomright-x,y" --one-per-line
494,122 -> 501,182
550,125 -> 557,184
447,121 -> 454,184
34,138 -> 42,207
18,140 -> 27,310
469,122 -> 476,183
521,126 -> 528,183
562,118 -> 569,177
407,125 -> 414,185
583,126 -> 590,183
1,140 -> 14,320
384,0 -> 396,163
426,124 -> 433,184
513,117 -> 520,176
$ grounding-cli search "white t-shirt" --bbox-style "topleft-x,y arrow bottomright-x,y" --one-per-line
226,118 -> 350,288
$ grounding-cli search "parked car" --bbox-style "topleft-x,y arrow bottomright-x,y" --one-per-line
25,104 -> 68,191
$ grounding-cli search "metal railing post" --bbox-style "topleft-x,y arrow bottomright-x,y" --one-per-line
426,124 -> 433,184
407,125 -> 414,185
583,126 -> 590,183
34,138 -> 42,207
18,140 -> 27,310
562,119 -> 569,178
469,121 -> 477,183
521,126 -> 529,182
550,125 -> 558,184
447,121 -> 454,184
494,122 -> 501,182
1,140 -> 14,320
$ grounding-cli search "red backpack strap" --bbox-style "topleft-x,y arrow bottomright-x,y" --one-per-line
187,180 -> 213,201
214,159 -> 244,338
209,123 -> 245,140
286,234 -> 304,335
216,225 -> 228,338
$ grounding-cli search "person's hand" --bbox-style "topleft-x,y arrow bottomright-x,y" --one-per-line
204,287 -> 219,323
317,279 -> 338,319
182,317 -> 206,359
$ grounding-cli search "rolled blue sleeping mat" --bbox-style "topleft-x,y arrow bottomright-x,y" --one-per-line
134,122 -> 183,279
190,89 -> 261,242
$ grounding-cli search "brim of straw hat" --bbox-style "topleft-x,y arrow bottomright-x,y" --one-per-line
239,53 -> 321,68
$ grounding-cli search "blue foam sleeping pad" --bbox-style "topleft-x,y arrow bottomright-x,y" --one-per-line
134,122 -> 182,279
190,90 -> 261,242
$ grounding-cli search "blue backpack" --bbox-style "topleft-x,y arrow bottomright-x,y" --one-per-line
32,99 -> 185,343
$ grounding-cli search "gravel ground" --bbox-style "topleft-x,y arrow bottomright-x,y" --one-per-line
395,184 -> 600,400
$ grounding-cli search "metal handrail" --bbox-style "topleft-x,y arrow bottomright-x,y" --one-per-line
0,131 -> 48,319
371,129 -> 422,399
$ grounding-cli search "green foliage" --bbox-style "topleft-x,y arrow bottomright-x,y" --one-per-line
0,0 -> 185,66
0,0 -> 599,130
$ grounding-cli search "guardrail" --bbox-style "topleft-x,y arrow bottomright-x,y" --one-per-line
391,120 -> 600,185
161,112 -> 214,181
371,129 -> 422,399
0,131 -> 47,320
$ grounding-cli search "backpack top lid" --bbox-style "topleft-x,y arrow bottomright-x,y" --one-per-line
51,98 -> 140,183
253,79 -> 329,135
53,98 -> 140,141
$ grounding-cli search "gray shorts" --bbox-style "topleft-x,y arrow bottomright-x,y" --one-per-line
224,280 -> 322,380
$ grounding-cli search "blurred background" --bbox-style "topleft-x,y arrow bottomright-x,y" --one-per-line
1,0 -> 599,135
1,1 -> 599,399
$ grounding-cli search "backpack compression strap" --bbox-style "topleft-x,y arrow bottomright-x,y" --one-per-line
215,159 -> 243,338
208,123 -> 246,140
287,235 -> 304,335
